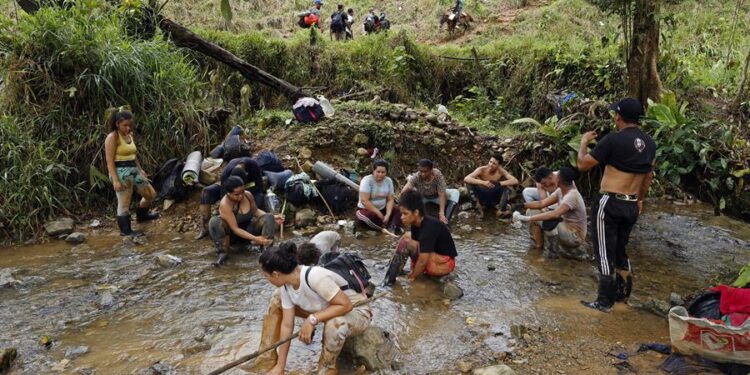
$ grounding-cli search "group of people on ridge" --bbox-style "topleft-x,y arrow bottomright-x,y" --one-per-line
103,97 -> 655,373
299,0 -> 389,39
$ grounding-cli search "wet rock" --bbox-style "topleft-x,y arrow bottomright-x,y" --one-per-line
458,359 -> 474,373
353,133 -> 369,145
99,291 -> 114,308
425,114 -> 438,124
45,217 -> 74,236
64,345 -> 89,359
302,160 -> 314,173
295,209 -> 317,228
510,325 -> 528,339
442,279 -> 464,300
137,361 -> 177,375
123,235 -> 148,246
341,326 -> 397,371
458,211 -> 470,219
638,299 -> 672,317
51,359 -> 70,372
0,269 -> 20,288
65,232 -> 86,244
77,368 -> 97,375
298,147 -> 312,160
0,348 -> 17,373
669,292 -> 685,307
473,364 -> 516,375
182,340 -> 211,355
155,254 -> 183,268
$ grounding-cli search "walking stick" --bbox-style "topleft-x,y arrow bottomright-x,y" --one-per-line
280,199 -> 287,238
206,292 -> 387,375
293,156 -> 336,221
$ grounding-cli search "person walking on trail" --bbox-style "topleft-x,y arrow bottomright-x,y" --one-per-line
356,160 -> 401,233
208,176 -> 283,266
344,8 -> 355,39
453,0 -> 465,21
383,191 -> 457,286
463,152 -> 518,218
577,97 -> 656,313
401,159 -> 460,225
104,108 -> 159,236
330,4 -> 346,41
512,167 -> 587,259
195,157 -> 264,240
255,242 -> 372,375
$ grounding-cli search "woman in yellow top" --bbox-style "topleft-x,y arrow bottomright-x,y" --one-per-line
104,109 -> 159,236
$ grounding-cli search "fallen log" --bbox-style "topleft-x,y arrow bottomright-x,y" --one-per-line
158,17 -> 309,100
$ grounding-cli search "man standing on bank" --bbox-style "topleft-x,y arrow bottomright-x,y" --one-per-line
577,98 -> 656,313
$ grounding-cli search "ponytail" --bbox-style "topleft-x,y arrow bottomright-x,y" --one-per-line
106,107 -> 134,131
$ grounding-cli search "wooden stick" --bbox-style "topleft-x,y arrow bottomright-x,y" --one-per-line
206,292 -> 387,375
280,199 -> 287,238
293,157 -> 336,221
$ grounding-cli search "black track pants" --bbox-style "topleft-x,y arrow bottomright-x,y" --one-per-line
591,195 -> 639,276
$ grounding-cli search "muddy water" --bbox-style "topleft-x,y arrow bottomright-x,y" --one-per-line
1,201 -> 748,374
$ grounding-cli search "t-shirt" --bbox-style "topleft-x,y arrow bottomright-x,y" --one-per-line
220,157 -> 263,194
280,266 -> 351,312
407,169 -> 448,198
411,215 -> 457,258
590,127 -> 656,174
554,188 -> 587,239
309,230 -> 341,254
357,175 -> 394,210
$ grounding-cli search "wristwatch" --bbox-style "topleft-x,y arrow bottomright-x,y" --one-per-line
308,314 -> 319,326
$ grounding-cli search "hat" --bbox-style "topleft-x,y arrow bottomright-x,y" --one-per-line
609,97 -> 644,123
314,0 -> 322,4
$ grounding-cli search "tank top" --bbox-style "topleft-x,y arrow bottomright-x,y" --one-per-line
115,133 -> 137,162
232,194 -> 257,225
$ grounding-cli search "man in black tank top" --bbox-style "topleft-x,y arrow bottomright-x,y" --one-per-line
576,98 -> 656,313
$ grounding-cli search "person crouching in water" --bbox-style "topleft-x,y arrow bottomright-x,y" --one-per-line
512,167 -> 586,259
208,176 -> 283,266
104,108 -> 159,236
383,190 -> 457,285
256,242 -> 372,375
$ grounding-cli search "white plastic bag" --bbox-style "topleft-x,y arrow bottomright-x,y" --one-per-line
668,306 -> 750,365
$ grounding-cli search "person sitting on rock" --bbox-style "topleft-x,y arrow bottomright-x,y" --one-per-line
512,167 -> 587,259
195,157 -> 264,240
401,159 -> 460,224
383,190 -> 457,285
463,152 -> 518,218
520,166 -> 575,249
255,242 -> 372,375
356,160 -> 401,233
208,176 -> 283,266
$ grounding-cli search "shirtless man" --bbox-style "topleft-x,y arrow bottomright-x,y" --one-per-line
464,153 -> 518,217
577,98 -> 656,313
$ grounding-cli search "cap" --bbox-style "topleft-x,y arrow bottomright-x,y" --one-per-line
314,0 -> 322,5
609,97 -> 644,123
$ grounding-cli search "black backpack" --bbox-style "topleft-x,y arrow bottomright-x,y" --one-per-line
254,150 -> 284,172
315,177 -> 357,214
331,12 -> 344,32
223,134 -> 252,160
285,180 -> 311,207
153,158 -> 188,202
306,252 -> 371,296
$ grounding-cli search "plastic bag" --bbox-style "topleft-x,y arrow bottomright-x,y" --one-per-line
668,306 -> 750,365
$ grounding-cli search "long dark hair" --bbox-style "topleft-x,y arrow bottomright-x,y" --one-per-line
108,108 -> 134,131
259,242 -> 299,274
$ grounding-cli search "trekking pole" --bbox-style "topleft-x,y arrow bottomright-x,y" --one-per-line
293,156 -> 336,220
206,292 -> 387,375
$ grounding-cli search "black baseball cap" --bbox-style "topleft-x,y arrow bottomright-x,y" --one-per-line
609,97 -> 644,123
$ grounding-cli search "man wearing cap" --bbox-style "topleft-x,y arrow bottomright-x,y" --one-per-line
512,167 -> 587,259
577,97 -> 656,313
401,159 -> 460,224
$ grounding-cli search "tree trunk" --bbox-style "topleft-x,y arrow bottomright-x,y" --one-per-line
627,0 -> 663,105
159,17 -> 309,100
734,45 -> 750,111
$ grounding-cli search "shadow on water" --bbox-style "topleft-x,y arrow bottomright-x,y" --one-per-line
0,200 -> 747,374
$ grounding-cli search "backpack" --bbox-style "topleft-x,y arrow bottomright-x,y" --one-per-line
153,158 -> 188,202
304,13 -> 319,27
285,179 -> 311,206
298,16 -> 310,28
315,177 -> 357,214
330,12 -> 344,32
293,103 -> 324,123
254,150 -> 284,172
223,134 -> 252,161
306,252 -> 372,296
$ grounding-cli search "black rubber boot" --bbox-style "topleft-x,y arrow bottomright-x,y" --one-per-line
382,252 -> 408,286
136,207 -> 159,223
213,242 -> 228,267
614,271 -> 633,303
194,215 -> 209,240
117,215 -> 143,236
444,201 -> 457,222
581,275 -> 616,313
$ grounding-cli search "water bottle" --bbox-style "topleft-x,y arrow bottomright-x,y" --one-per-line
265,189 -> 279,213
316,95 -> 335,117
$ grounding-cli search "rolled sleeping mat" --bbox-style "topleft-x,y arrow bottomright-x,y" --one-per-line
312,161 -> 360,191
264,169 -> 293,190
181,151 -> 203,185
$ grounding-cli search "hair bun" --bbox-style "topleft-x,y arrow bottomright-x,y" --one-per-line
279,242 -> 297,257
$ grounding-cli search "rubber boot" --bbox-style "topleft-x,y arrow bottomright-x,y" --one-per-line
253,292 -> 282,369
383,251 -> 408,286
543,232 -> 560,259
136,206 -> 159,223
614,270 -> 633,303
194,215 -> 209,240
529,222 -> 544,251
581,275 -> 616,313
444,200 -> 457,222
117,215 -> 143,236
212,242 -> 228,267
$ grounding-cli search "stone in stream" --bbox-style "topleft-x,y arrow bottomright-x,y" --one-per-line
44,217 -> 74,236
473,364 -> 516,375
0,348 -> 18,373
441,278 -> 464,300
0,269 -> 20,288
341,326 -> 397,371
154,254 -> 183,268
295,208 -> 317,228
99,291 -> 115,308
65,232 -> 87,245
669,292 -> 685,307
64,345 -> 89,359
137,361 -> 177,375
